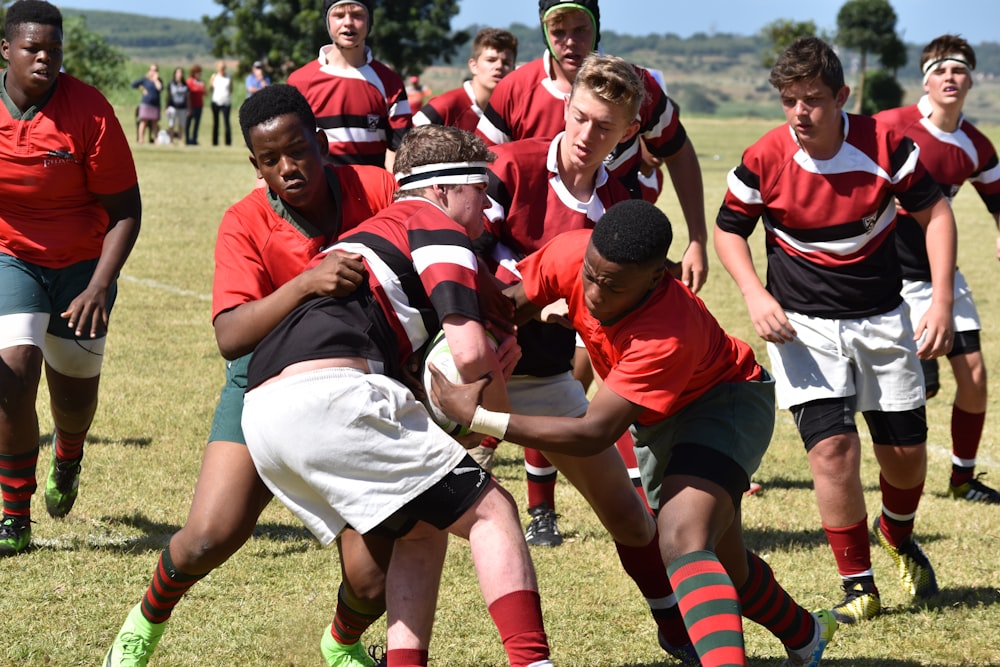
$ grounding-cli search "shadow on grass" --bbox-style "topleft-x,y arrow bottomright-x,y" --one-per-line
37,431 -> 153,448
65,512 -> 317,556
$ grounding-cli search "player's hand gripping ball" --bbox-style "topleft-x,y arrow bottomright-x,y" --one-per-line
421,329 -> 496,436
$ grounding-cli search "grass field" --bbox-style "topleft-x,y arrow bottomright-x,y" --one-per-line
2,112 -> 1000,666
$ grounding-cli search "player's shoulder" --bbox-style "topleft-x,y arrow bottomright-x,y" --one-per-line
369,58 -> 404,87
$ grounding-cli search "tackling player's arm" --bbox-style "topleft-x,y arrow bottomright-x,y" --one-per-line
440,314 -> 510,413
214,250 -> 365,359
429,363 -> 642,457
910,195 -> 957,359
663,138 -> 709,294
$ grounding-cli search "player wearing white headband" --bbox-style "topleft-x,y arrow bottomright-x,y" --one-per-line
240,125 -> 557,667
876,34 -> 1000,507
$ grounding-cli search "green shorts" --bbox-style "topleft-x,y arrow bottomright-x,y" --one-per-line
634,370 -> 775,510
207,353 -> 250,445
0,253 -> 116,339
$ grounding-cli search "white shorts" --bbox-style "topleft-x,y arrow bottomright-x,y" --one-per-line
901,270 -> 980,335
507,371 -> 590,418
242,368 -> 467,545
767,306 -> 924,412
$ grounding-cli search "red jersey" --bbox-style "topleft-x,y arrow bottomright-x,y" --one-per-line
519,229 -> 761,425
716,112 -> 942,319
876,96 -> 1000,281
212,164 -> 396,321
0,73 -> 138,268
412,82 -> 482,133
476,51 -> 686,200
186,77 -> 205,108
288,46 -> 411,167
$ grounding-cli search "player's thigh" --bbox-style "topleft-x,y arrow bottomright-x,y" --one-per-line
766,312 -> 853,410
546,446 -> 653,543
184,439 -> 272,538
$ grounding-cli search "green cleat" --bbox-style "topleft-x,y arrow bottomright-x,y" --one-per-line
45,444 -> 82,518
949,473 -> 1000,504
0,515 -> 31,557
781,609 -> 837,667
873,518 -> 939,599
831,578 -> 881,624
320,623 -> 376,667
104,603 -> 166,667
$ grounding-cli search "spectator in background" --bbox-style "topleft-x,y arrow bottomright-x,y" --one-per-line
245,60 -> 269,97
185,64 -> 205,145
413,27 -> 518,133
131,63 -> 162,145
209,60 -> 233,146
405,74 -> 431,113
165,67 -> 189,145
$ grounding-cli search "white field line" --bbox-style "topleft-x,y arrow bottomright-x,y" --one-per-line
120,274 -> 212,302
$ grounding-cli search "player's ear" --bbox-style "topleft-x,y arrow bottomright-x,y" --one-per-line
620,118 -> 641,144
316,129 -> 330,156
248,154 -> 263,179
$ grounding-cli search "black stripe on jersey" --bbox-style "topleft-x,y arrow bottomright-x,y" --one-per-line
732,162 -> 760,193
316,113 -> 391,131
897,170 -> 944,215
486,170 -> 513,212
889,135 -> 917,178
418,105 -> 444,125
716,205 -> 757,238
764,192 -> 894,243
482,104 -> 512,140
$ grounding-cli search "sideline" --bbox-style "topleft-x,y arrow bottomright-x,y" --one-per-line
120,274 -> 212,302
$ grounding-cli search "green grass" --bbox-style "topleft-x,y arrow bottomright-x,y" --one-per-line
2,114 -> 1000,666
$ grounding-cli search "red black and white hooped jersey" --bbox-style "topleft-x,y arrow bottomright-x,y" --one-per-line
288,45 -> 411,167
412,82 -> 483,133
716,111 -> 942,319
876,96 -> 1000,281
246,198 -> 481,389
475,51 -> 687,200
478,134 -> 631,377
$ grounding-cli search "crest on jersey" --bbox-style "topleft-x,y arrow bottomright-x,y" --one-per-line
367,114 -> 380,132
862,213 -> 878,232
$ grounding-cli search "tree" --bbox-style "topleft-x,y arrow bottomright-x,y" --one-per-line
836,0 -> 900,112
203,0 -> 468,81
0,2 -> 127,93
861,69 -> 904,115
759,19 -> 819,69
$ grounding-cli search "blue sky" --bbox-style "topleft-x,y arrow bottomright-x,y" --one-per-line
56,0 -> 1000,46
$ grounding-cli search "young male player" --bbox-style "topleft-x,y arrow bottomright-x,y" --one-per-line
413,27 -> 518,133
431,199 -> 838,667
714,36 -> 956,624
241,124 -> 554,667
875,34 -> 1000,504
473,53 -> 699,664
288,0 -> 411,170
104,84 -> 398,667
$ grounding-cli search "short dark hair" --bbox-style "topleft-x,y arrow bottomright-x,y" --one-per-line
4,0 -> 62,40
591,200 -> 672,266
238,84 -> 318,151
769,36 -> 844,94
472,27 -> 518,61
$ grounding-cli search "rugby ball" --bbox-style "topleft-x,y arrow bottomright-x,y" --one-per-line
421,329 -> 496,436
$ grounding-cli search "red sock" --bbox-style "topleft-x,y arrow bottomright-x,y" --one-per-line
667,550 -> 746,667
738,551 -> 815,650
614,529 -> 688,647
331,583 -> 383,644
951,405 -> 985,485
140,547 -> 206,624
386,648 -> 427,667
487,590 -> 550,667
524,449 -> 557,510
613,430 -> 651,510
53,426 -> 87,463
878,473 -> 924,545
823,519 -> 872,576
0,450 -> 37,519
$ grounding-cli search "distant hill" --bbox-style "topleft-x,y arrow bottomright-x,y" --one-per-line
67,9 -> 1000,124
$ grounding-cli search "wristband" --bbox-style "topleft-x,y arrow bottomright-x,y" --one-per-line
470,405 -> 510,440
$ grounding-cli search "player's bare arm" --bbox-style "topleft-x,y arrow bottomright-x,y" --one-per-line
713,225 -> 796,343
63,185 -> 142,338
664,138 -> 709,293
912,196 -> 957,359
214,249 -> 364,359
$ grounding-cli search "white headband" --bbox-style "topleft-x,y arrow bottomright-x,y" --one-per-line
922,54 -> 972,84
395,161 -> 489,191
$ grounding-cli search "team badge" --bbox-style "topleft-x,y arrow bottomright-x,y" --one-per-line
367,114 -> 380,132
862,213 -> 877,232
